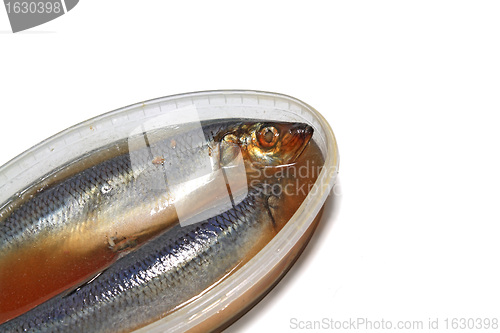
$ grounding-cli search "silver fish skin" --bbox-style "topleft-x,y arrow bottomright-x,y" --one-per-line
0,118 -> 313,328
0,186 -> 274,333
0,120 -> 251,326
0,120 -> 241,255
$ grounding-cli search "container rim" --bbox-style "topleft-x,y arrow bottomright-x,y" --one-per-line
132,90 -> 340,332
0,90 -> 339,332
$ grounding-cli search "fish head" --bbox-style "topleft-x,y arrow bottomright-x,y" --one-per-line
219,121 -> 314,169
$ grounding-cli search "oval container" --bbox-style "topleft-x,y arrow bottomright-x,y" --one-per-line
0,90 -> 339,332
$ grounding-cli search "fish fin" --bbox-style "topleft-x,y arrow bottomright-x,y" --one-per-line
62,270 -> 105,298
107,233 -> 140,253
219,138 -> 241,166
264,194 -> 278,230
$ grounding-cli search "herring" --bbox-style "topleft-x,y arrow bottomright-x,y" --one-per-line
0,119 -> 313,328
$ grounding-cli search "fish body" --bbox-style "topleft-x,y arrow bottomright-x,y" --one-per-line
1,121 -> 231,254
0,119 -> 314,328
1,186 -> 274,333
0,121 -> 238,323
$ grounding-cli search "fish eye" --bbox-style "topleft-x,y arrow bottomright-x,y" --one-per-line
257,126 -> 279,148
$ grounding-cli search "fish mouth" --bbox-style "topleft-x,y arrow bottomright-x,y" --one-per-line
286,123 -> 314,162
246,122 -> 313,182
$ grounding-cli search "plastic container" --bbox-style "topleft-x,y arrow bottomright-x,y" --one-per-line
0,90 -> 339,332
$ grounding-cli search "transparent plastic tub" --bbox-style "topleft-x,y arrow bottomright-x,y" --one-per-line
0,90 -> 339,332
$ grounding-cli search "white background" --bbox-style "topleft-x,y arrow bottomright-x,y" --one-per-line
1,1 -> 500,332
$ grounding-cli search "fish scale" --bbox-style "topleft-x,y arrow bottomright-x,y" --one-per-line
0,117 -> 316,330
0,187 -> 273,332
0,121 -> 237,253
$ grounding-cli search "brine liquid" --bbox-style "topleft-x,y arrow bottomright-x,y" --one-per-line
0,143 -> 131,325
0,244 -> 118,324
